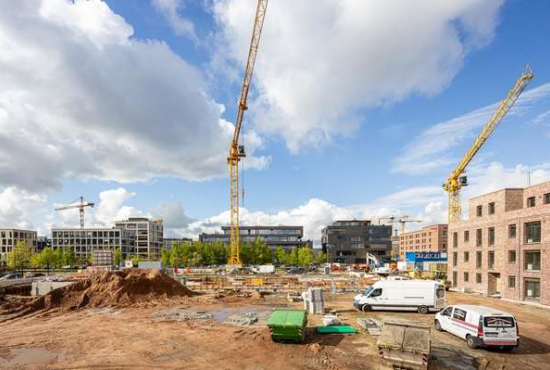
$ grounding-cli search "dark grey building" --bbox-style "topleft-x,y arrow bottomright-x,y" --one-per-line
321,220 -> 392,264
199,226 -> 312,250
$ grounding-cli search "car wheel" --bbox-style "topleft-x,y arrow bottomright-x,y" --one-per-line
418,306 -> 429,314
466,335 -> 477,349
361,304 -> 371,312
434,320 -> 443,332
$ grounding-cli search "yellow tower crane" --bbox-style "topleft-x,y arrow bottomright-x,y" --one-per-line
227,0 -> 269,265
443,66 -> 534,223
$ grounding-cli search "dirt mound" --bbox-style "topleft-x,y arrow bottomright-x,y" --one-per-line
26,269 -> 197,314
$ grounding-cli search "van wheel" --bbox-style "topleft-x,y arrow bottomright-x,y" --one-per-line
418,306 -> 429,314
361,304 -> 371,312
434,320 -> 443,332
466,335 -> 477,349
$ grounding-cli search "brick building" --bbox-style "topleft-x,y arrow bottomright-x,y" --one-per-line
398,224 -> 448,260
448,181 -> 550,306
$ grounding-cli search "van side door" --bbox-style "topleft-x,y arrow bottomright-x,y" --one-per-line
451,307 -> 471,339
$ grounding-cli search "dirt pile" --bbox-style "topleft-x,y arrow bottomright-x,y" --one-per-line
28,269 -> 197,313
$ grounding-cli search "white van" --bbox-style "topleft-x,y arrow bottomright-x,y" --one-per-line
434,305 -> 519,350
353,280 -> 446,314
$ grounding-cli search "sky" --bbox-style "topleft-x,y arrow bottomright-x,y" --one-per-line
1,0 -> 550,246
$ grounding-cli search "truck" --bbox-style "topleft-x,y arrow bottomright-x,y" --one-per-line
377,320 -> 431,370
353,280 -> 446,314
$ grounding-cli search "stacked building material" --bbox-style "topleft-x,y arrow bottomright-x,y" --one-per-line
303,287 -> 324,314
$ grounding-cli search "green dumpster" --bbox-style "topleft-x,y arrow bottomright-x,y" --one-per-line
267,309 -> 308,343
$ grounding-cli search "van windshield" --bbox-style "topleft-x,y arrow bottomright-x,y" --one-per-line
363,287 -> 374,296
484,316 -> 515,328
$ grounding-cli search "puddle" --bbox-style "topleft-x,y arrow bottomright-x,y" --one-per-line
430,347 -> 477,370
209,306 -> 272,325
0,347 -> 59,367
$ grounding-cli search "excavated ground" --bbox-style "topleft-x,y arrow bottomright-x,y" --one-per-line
1,278 -> 550,370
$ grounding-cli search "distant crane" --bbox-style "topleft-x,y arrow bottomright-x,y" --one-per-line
443,66 -> 534,222
379,215 -> 422,235
227,0 -> 269,265
55,196 -> 95,228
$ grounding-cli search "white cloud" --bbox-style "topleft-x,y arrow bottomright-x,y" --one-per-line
212,0 -> 504,152
152,0 -> 197,41
393,81 -> 550,175
0,187 -> 47,230
0,0 -> 268,191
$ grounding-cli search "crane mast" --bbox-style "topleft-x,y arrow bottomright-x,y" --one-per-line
227,0 -> 269,265
55,196 -> 95,228
443,65 -> 534,223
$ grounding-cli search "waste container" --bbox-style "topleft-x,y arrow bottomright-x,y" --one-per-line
267,309 -> 307,343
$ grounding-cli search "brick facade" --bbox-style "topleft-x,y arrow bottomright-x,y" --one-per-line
448,182 -> 550,306
398,224 -> 448,260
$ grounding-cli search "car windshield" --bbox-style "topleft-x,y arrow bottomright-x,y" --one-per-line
363,287 -> 374,296
484,316 -> 515,328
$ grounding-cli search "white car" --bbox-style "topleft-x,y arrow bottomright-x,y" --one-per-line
434,305 -> 519,350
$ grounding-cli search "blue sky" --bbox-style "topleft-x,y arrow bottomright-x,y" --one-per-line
0,0 -> 549,244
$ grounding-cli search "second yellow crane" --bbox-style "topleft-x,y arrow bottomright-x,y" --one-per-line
443,66 -> 534,223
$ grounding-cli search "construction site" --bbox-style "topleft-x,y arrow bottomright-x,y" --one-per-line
1,0 -> 550,369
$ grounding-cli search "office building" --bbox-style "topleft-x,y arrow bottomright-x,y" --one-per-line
51,228 -> 135,264
448,181 -> 550,305
115,218 -> 164,259
0,229 -> 37,266
321,220 -> 392,264
199,226 -> 312,250
399,224 -> 448,260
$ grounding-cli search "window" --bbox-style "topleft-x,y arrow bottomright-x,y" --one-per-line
508,250 -> 516,263
476,251 -> 482,268
525,280 -> 541,300
508,276 -> 516,288
476,205 -> 483,217
525,251 -> 541,271
525,222 -> 541,243
489,202 -> 495,215
441,306 -> 453,317
453,308 -> 467,321
488,227 -> 495,246
527,196 -> 536,208
464,272 -> 469,282
464,251 -> 469,263
464,231 -> 469,243
509,224 -> 517,238
453,232 -> 458,248
476,273 -> 482,283
369,288 -> 382,298
476,229 -> 482,247
453,252 -> 457,267
488,251 -> 495,269
545,193 -> 550,205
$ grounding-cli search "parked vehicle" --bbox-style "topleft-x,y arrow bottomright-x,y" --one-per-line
251,265 -> 275,274
434,305 -> 519,350
0,272 -> 23,281
353,280 -> 446,314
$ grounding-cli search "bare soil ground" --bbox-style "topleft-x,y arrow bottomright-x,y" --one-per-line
1,285 -> 550,370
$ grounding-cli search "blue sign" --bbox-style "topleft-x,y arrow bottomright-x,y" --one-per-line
405,251 -> 447,262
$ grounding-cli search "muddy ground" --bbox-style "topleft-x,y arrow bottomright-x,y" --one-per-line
1,291 -> 550,369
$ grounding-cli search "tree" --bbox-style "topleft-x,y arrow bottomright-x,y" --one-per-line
275,247 -> 287,265
41,247 -> 55,272
65,247 -> 77,267
161,248 -> 171,267
7,241 -> 33,272
53,248 -> 65,269
114,247 -> 122,266
288,248 -> 299,266
86,252 -> 94,267
132,254 -> 142,267
315,252 -> 327,265
298,248 -> 313,266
